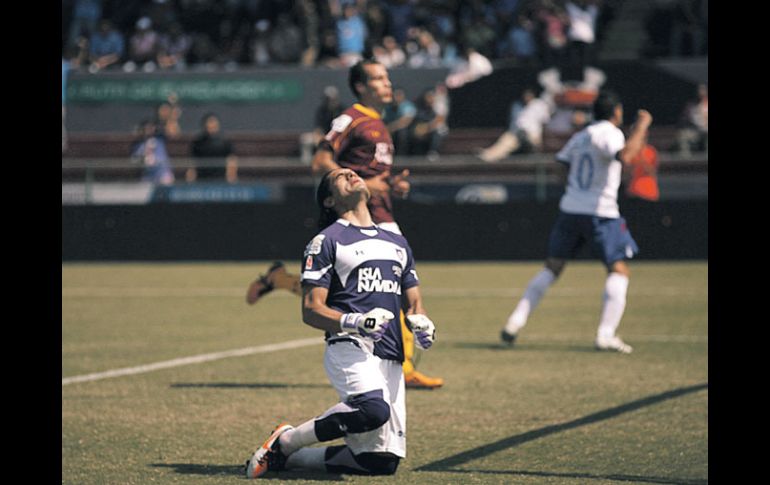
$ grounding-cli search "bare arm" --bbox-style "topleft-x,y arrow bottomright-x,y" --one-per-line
618,110 -> 653,165
311,146 -> 340,177
389,168 -> 410,199
302,285 -> 344,333
387,114 -> 415,133
225,154 -> 238,184
404,285 -> 426,317
185,167 -> 197,182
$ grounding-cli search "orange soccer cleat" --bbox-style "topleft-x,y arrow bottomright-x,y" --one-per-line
404,370 -> 444,389
244,423 -> 293,479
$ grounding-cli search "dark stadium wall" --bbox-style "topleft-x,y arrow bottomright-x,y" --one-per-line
62,200 -> 708,261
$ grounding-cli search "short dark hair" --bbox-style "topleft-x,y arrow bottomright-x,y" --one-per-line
593,90 -> 622,121
348,59 -> 381,99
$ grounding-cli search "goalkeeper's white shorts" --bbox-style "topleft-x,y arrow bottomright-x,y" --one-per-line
324,337 -> 406,458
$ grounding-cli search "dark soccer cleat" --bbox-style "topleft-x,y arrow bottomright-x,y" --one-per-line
245,423 -> 293,479
500,329 -> 518,346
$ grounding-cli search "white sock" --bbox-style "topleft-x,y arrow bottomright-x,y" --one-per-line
597,272 -> 629,339
504,268 -> 556,334
285,447 -> 328,471
279,418 -> 318,456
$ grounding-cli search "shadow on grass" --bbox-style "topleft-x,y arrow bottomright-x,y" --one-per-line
452,341 -> 594,352
415,382 -> 708,479
436,468 -> 707,484
169,382 -> 330,389
150,463 -> 343,481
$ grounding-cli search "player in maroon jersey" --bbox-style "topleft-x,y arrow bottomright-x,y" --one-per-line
247,60 -> 443,389
311,59 -> 409,227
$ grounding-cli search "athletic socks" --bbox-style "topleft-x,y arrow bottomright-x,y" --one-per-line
597,272 -> 629,339
504,267 -> 556,334
278,418 -> 318,456
284,446 -> 329,471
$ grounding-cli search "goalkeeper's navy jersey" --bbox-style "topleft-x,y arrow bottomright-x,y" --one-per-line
300,219 -> 420,363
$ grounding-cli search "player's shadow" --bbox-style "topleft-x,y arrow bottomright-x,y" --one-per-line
150,463 -> 343,481
169,382 -> 330,390
415,382 -> 708,479
452,341 -> 594,352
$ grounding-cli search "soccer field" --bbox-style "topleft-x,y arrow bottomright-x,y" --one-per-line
62,261 -> 708,485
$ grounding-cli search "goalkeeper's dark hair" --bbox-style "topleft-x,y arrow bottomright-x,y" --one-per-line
593,89 -> 622,121
316,170 -> 338,229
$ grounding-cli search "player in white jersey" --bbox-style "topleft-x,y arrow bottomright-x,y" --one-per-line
245,168 -> 438,478
500,90 -> 653,353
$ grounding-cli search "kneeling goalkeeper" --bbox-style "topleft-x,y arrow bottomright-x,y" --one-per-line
245,168 -> 437,478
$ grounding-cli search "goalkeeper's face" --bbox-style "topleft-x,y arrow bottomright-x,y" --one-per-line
329,168 -> 370,203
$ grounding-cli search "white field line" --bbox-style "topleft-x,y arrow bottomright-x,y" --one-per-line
62,287 -> 707,298
442,334 -> 708,344
62,332 -> 707,387
62,337 -> 322,386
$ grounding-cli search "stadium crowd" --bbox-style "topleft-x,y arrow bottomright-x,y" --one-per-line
62,0 -> 628,73
62,0 -> 707,159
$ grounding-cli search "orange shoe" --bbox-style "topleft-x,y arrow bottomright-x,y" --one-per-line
405,370 -> 444,389
244,423 -> 293,479
245,262 -> 284,305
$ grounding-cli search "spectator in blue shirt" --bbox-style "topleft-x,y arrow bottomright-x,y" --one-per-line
498,14 -> 538,64
336,1 -> 367,67
130,119 -> 175,186
88,19 -> 125,73
66,0 -> 103,49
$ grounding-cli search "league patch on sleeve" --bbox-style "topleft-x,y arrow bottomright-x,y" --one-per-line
331,114 -> 353,133
304,234 -> 326,256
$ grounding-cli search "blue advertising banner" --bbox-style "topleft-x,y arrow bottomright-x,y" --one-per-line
151,183 -> 282,203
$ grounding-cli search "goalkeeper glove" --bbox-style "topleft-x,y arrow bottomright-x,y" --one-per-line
406,314 -> 436,350
340,308 -> 395,341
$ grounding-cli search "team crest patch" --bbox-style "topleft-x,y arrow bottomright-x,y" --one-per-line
392,265 -> 402,277
304,234 -> 326,256
305,255 -> 314,269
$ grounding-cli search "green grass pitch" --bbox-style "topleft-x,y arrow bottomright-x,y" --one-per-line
62,261 -> 707,484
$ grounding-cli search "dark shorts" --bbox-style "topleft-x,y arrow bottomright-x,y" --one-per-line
547,212 -> 639,266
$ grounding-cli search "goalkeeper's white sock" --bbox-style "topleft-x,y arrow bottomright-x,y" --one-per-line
285,446 -> 328,471
504,268 -> 556,334
279,418 -> 318,456
597,272 -> 629,339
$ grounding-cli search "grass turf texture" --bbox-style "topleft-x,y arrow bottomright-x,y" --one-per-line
62,261 -> 707,484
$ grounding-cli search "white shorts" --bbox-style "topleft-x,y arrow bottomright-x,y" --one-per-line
323,337 -> 406,458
